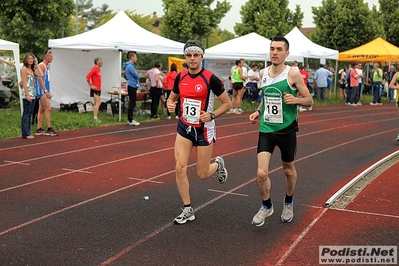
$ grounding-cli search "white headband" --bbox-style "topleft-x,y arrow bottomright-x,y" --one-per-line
184,46 -> 204,55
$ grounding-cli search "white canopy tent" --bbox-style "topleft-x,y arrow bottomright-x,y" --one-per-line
204,32 -> 304,62
284,27 -> 339,60
48,10 -> 184,120
285,27 -> 339,92
0,39 -> 22,113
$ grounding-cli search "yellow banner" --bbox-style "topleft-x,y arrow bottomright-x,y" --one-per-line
168,57 -> 185,72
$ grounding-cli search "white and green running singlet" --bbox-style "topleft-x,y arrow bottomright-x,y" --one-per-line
260,65 -> 298,133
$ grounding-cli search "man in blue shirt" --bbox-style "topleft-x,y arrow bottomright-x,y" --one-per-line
123,51 -> 140,126
314,64 -> 333,102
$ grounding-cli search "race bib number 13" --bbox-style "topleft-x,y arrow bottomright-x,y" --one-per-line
183,98 -> 201,124
263,96 -> 283,123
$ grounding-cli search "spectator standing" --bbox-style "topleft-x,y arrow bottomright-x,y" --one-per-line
21,53 -> 43,139
338,68 -> 347,101
228,59 -> 246,114
355,63 -> 364,105
326,62 -> 335,100
314,64 -> 332,102
370,63 -> 383,105
86,57 -> 103,122
162,63 -> 178,119
249,36 -> 313,226
35,50 -> 57,136
145,62 -> 163,119
166,40 -> 232,224
298,65 -> 312,111
247,64 -> 260,104
123,51 -> 140,126
348,63 -> 360,106
387,65 -> 396,103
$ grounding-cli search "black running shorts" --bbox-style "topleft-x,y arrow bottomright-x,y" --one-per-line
257,130 -> 297,162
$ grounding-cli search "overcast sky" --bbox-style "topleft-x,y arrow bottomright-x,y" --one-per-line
91,0 -> 380,32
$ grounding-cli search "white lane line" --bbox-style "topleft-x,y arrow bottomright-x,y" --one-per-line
328,207 -> 399,219
62,168 -> 92,174
207,189 -> 249,197
0,133 -> 176,168
275,208 -> 328,266
0,146 -> 174,193
3,161 -> 30,166
128,177 -> 163,184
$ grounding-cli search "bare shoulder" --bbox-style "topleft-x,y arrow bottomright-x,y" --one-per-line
288,67 -> 301,79
259,68 -> 265,78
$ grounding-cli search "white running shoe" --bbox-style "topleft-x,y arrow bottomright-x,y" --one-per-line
227,108 -> 235,114
281,202 -> 294,223
215,156 -> 228,184
128,120 -> 140,126
252,204 -> 274,226
173,207 -> 195,224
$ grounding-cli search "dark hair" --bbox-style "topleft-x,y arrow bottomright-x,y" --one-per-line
299,65 -> 304,70
23,53 -> 36,71
235,60 -> 241,66
94,57 -> 102,65
154,61 -> 162,68
183,39 -> 205,54
271,35 -> 290,51
252,64 -> 258,68
127,51 -> 137,59
170,63 -> 177,72
351,62 -> 357,67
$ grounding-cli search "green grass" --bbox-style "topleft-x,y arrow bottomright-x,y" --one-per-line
0,93 -> 376,140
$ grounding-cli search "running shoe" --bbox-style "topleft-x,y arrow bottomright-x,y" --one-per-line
281,202 -> 294,223
252,204 -> 274,226
128,120 -> 140,126
215,156 -> 228,184
35,128 -> 46,136
238,108 -> 243,113
45,128 -> 58,136
395,134 -> 399,141
173,207 -> 195,224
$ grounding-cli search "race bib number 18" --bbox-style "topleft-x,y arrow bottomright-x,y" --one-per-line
263,96 -> 283,123
183,98 -> 201,124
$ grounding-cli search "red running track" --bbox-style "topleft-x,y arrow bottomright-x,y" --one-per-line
0,103 -> 398,265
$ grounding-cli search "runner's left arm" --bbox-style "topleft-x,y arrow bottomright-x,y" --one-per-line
209,75 -> 232,118
286,68 -> 313,107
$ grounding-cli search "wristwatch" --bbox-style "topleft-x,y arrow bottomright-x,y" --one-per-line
209,113 -> 216,120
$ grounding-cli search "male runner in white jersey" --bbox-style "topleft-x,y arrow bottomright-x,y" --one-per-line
167,40 -> 232,224
249,36 -> 313,226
